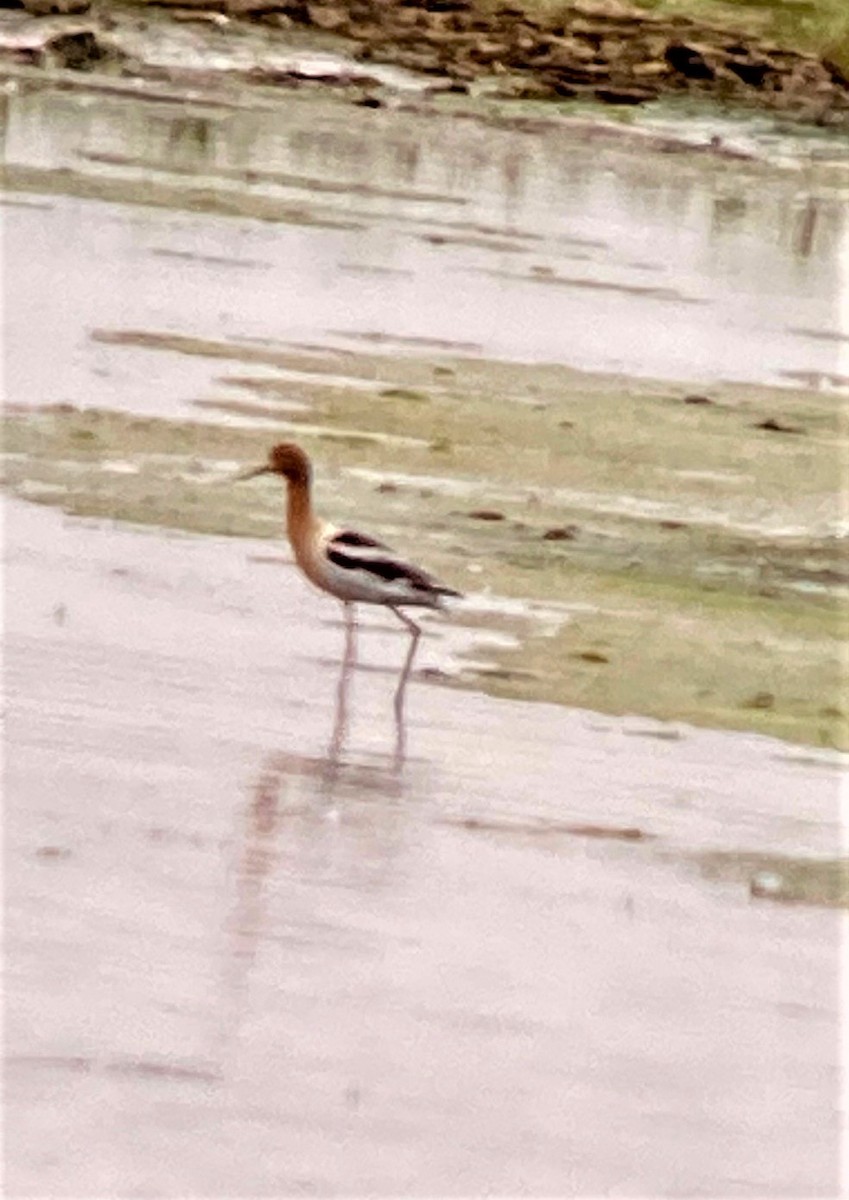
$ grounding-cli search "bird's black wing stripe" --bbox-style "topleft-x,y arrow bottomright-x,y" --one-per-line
327,546 -> 436,590
331,530 -> 390,550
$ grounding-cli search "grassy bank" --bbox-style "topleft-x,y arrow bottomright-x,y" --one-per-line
523,0 -> 849,72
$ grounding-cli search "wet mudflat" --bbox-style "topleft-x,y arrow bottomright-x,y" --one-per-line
5,499 -> 844,1196
5,387 -> 847,749
2,56 -> 848,1197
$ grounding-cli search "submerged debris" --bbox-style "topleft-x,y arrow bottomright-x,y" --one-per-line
543,525 -> 579,541
466,509 -> 507,522
755,417 -> 806,434
574,650 -> 610,663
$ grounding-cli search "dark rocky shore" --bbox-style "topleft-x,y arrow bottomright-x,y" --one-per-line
1,0 -> 848,127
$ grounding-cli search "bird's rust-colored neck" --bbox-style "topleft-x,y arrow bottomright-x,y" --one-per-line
284,475 -> 320,568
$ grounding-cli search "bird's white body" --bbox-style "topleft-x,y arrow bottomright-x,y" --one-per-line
301,521 -> 455,609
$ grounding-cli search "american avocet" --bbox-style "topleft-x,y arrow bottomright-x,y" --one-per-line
238,443 -> 462,712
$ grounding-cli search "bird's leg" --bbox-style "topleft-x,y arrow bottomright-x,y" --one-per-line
329,603 -> 356,764
392,707 -> 406,771
342,601 -> 357,672
389,606 -> 421,724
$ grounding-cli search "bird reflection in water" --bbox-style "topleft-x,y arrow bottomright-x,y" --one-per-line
217,643 -> 408,1064
327,602 -> 408,771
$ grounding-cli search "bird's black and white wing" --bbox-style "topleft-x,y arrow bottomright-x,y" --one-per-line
320,525 -> 461,608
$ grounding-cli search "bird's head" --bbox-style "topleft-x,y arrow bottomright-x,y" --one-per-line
236,442 -> 311,487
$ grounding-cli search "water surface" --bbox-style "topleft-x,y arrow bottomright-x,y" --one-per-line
5,500 -> 843,1196
4,81 -> 848,427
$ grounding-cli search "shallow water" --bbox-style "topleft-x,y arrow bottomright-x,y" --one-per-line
5,499 -> 843,1195
4,65 -> 847,1196
3,80 -> 848,429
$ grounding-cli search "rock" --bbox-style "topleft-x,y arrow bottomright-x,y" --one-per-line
467,37 -> 508,65
492,77 -> 560,100
632,59 -> 673,78
665,41 -> 715,80
21,0 -> 91,13
725,54 -> 775,88
171,9 -> 231,25
535,74 -> 580,99
549,60 -> 611,84
467,509 -> 506,521
534,34 -> 597,68
824,58 -> 849,88
44,29 -> 111,70
384,47 -> 444,74
683,393 -> 714,404
306,3 -> 347,32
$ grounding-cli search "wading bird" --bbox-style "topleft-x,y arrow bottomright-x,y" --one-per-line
238,443 -> 462,715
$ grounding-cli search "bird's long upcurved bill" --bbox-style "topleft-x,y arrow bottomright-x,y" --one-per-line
234,464 -> 271,482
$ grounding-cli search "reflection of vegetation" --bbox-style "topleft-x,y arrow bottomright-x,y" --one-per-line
711,194 -> 748,235
0,164 -> 364,231
165,116 -> 213,167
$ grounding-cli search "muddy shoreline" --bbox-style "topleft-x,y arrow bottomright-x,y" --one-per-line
2,0 -> 849,129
